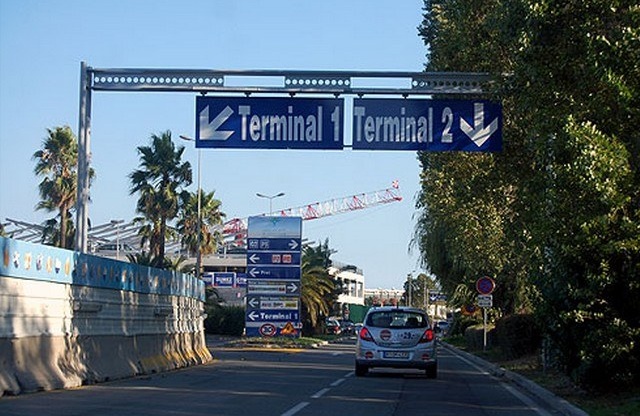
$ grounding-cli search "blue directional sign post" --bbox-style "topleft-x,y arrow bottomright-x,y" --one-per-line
352,99 -> 502,152
245,216 -> 303,337
196,97 -> 344,150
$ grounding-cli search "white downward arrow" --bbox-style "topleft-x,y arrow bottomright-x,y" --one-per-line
199,105 -> 234,141
460,103 -> 498,147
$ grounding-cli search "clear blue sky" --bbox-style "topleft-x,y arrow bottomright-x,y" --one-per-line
0,0 -> 427,289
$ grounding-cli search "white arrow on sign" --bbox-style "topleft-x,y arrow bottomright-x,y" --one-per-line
248,297 -> 259,308
287,282 -> 298,293
249,253 -> 260,264
249,268 -> 258,278
199,105 -> 234,141
248,311 -> 260,321
460,103 -> 498,147
288,240 -> 299,250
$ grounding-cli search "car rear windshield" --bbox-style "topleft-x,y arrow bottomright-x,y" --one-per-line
366,311 -> 429,329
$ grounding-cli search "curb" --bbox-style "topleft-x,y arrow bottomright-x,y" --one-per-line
441,342 -> 588,416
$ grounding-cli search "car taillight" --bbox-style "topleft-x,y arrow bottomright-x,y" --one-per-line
419,328 -> 435,343
359,327 -> 374,342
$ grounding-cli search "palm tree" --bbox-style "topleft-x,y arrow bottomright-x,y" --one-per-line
129,131 -> 192,267
177,189 -> 226,257
32,126 -> 93,248
300,239 -> 338,333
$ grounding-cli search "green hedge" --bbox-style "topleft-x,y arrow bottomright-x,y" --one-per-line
204,305 -> 245,336
464,324 -> 495,350
494,314 -> 541,359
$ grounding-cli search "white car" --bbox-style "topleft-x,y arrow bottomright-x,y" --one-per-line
355,306 -> 438,378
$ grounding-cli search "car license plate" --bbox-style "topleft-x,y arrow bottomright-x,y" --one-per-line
383,351 -> 409,359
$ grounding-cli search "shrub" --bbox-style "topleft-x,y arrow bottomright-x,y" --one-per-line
464,323 -> 494,351
494,314 -> 541,359
204,305 -> 245,336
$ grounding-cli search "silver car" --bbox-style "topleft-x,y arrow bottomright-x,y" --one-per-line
355,306 -> 437,378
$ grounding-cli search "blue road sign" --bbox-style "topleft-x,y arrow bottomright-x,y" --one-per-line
352,99 -> 502,152
196,97 -> 344,149
213,272 -> 235,287
247,238 -> 301,252
247,251 -> 301,266
246,309 -> 300,323
246,216 -> 302,337
247,265 -> 301,280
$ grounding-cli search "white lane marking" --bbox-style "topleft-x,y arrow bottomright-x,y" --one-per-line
280,401 -> 309,416
502,384 -> 553,416
330,378 -> 345,387
344,371 -> 354,378
311,387 -> 331,399
450,348 -> 553,416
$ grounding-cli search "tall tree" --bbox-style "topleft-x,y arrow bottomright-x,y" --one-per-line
32,126 -> 92,248
300,240 -> 338,333
177,189 -> 226,258
129,131 -> 192,266
417,0 -> 640,390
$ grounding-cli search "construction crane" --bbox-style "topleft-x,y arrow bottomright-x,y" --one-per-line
222,180 -> 402,246
2,181 -> 402,253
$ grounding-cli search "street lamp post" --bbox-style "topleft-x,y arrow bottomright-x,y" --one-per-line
256,192 -> 285,216
110,219 -> 124,260
179,135 -> 202,279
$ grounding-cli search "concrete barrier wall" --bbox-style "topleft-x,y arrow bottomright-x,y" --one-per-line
0,237 -> 211,396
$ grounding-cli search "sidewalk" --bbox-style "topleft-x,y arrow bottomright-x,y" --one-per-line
441,342 -> 588,416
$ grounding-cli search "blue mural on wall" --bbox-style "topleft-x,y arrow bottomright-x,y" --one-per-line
0,237 -> 204,301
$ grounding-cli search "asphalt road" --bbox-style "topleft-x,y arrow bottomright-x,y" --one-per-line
0,338 -> 563,416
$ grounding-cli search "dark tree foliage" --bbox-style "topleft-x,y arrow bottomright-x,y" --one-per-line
416,0 -> 640,391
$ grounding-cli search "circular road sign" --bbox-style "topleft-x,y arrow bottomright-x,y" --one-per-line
259,323 -> 277,337
476,276 -> 496,295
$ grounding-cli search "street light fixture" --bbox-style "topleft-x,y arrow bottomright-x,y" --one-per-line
110,219 -> 124,260
256,192 -> 285,216
179,135 -> 202,279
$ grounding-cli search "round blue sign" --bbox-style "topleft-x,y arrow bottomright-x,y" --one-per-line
476,276 -> 496,295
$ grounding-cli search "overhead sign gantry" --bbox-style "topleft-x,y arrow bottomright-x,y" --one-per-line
75,63 -> 500,252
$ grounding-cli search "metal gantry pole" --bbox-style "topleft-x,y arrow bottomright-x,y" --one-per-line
75,61 -> 91,253
195,148 -> 202,279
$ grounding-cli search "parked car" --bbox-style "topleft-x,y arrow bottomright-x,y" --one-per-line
355,306 -> 437,378
434,320 -> 450,336
325,318 -> 342,335
338,319 -> 356,335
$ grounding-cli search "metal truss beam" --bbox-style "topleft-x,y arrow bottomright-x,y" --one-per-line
89,67 -> 492,95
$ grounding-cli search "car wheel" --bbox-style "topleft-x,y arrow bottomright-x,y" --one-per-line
425,363 -> 437,379
355,362 -> 369,377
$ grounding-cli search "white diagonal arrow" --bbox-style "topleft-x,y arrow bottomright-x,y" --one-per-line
460,103 -> 498,147
199,105 -> 234,141
288,240 -> 299,250
249,253 -> 260,264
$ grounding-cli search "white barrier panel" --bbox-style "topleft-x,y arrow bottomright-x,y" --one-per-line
0,237 -> 211,396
